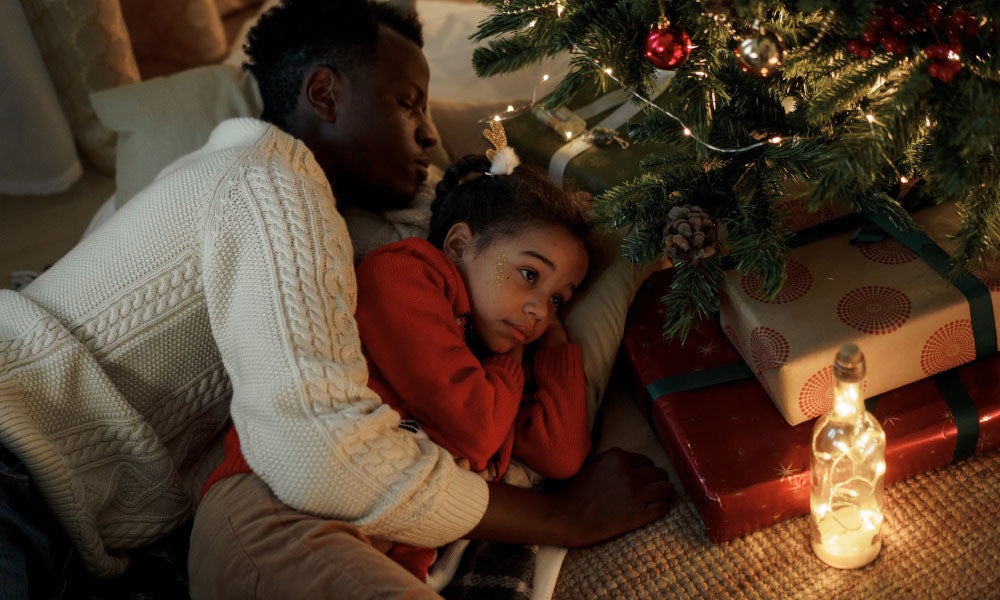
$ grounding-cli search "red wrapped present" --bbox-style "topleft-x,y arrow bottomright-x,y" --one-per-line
622,270 -> 1000,543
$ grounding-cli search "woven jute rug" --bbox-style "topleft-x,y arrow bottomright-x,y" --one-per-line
554,449 -> 1000,599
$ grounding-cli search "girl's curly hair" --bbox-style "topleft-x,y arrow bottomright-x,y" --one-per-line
429,154 -> 602,268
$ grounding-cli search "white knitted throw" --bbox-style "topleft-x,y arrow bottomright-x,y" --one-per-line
0,118 -> 488,578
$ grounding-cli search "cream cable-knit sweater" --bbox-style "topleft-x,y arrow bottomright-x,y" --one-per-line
0,118 -> 488,578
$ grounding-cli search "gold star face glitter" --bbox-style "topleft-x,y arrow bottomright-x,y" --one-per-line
494,249 -> 507,287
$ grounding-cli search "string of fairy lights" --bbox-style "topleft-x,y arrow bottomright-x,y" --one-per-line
479,0 -> 924,182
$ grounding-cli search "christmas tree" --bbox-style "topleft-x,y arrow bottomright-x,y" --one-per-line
471,0 -> 1000,340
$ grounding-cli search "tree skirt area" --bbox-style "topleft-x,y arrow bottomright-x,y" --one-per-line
554,448 -> 1000,599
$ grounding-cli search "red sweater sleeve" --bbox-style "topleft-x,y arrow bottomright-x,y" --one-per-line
356,240 -> 525,472
512,343 -> 591,479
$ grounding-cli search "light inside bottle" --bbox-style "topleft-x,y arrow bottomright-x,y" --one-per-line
809,344 -> 886,569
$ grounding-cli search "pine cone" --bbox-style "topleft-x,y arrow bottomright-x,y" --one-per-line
661,204 -> 717,266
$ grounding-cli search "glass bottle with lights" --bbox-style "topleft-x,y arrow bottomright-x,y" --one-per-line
809,343 -> 886,569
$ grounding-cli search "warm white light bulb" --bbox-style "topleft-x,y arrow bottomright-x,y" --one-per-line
900,176 -> 908,183
770,136 -> 782,144
866,114 -> 875,123
683,128 -> 691,136
542,74 -> 550,81
493,115 -> 501,122
604,67 -> 613,75
506,105 -> 515,112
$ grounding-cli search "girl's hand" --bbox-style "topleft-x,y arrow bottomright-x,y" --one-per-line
537,317 -> 568,348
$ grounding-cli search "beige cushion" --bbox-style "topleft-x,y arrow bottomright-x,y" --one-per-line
120,0 -> 229,76
90,64 -> 263,208
18,0 -> 142,174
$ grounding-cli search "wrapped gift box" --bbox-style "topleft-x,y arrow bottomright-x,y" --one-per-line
622,270 -> 1000,543
503,78 -> 673,196
720,201 -> 1000,426
504,84 -> 851,232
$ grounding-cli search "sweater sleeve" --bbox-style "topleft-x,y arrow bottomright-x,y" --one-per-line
356,243 -> 525,472
512,343 -> 592,479
199,138 -> 487,548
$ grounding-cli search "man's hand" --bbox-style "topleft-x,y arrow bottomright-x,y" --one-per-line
466,448 -> 674,547
548,448 -> 674,547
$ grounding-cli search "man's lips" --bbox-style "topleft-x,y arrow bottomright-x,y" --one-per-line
415,160 -> 429,181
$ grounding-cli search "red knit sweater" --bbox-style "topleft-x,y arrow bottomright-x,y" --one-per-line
355,238 -> 590,480
201,238 -> 590,549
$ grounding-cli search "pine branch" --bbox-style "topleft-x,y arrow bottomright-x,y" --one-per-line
660,256 -> 724,343
723,201 -> 790,300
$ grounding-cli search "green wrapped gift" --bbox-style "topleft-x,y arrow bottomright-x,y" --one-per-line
503,71 -> 673,195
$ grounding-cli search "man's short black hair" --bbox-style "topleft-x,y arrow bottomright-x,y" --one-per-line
244,0 -> 423,127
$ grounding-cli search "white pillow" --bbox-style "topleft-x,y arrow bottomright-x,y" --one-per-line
90,64 -> 263,208
417,0 -> 569,103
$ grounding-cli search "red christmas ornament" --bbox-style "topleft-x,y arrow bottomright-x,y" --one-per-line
644,19 -> 692,70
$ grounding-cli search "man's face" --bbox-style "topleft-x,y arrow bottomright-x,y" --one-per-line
332,26 -> 436,210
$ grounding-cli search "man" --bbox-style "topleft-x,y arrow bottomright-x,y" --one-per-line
0,0 -> 672,597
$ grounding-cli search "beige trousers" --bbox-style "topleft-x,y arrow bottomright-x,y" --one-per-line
188,473 -> 444,599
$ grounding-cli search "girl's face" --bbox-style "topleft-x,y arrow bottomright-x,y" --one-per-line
447,223 -> 589,354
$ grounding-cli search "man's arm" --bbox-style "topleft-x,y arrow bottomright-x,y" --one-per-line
470,448 -> 674,547
200,136 -> 488,548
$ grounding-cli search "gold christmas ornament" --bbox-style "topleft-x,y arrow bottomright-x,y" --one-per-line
734,20 -> 786,77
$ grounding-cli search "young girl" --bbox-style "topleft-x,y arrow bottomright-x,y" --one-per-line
355,151 -> 600,582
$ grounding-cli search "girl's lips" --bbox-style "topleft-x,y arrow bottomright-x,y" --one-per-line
506,322 -> 528,342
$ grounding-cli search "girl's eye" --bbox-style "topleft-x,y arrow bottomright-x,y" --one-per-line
520,268 -> 537,283
551,296 -> 564,308
398,100 -> 413,110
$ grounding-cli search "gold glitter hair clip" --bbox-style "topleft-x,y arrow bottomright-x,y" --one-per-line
482,120 -> 520,176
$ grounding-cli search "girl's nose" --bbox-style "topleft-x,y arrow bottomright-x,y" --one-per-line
525,300 -> 548,322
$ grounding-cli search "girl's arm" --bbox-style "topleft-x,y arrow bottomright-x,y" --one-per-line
356,242 -> 525,471
512,341 -> 592,479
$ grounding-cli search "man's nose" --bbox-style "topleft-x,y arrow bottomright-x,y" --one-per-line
417,112 -> 439,148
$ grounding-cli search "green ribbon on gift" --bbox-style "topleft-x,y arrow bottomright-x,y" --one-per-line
850,213 -> 997,359
932,370 -> 981,463
643,362 -> 753,425
865,369 -> 979,464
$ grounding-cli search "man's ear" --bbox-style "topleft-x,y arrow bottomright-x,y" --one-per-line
302,65 -> 342,123
442,222 -> 475,263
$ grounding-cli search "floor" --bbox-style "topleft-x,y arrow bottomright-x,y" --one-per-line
0,163 -> 113,290
0,2 -> 265,292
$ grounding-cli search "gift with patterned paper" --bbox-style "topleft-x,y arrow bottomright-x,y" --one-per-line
719,202 -> 1000,426
622,270 -> 1000,543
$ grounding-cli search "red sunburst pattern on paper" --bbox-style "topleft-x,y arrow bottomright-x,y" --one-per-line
750,327 -> 789,372
920,319 -> 976,375
741,260 -> 813,304
836,286 -> 912,334
798,366 -> 869,419
857,237 -> 918,265
723,324 -> 743,354
971,259 -> 1000,292
798,366 -> 835,419
782,197 -> 835,232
